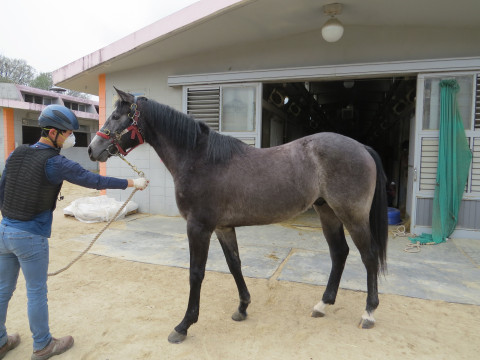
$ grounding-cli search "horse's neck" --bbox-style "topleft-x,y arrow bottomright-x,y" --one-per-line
144,104 -> 201,176
148,136 -> 189,177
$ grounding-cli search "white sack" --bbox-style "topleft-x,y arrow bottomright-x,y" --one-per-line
63,195 -> 138,223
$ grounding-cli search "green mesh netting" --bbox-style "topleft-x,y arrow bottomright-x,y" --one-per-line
411,79 -> 472,244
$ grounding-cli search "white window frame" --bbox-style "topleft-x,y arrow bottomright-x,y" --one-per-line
183,83 -> 262,147
219,83 -> 262,146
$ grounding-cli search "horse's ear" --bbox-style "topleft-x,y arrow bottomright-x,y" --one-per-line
114,87 -> 135,103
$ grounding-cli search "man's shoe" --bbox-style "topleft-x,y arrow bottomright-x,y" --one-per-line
31,336 -> 74,360
0,333 -> 21,359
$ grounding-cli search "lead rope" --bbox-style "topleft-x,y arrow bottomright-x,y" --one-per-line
391,225 -> 436,253
48,154 -> 145,277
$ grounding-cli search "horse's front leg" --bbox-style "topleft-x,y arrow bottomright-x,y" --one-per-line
168,219 -> 213,344
215,227 -> 251,321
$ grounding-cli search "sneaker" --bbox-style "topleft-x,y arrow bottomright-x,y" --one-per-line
0,333 -> 21,360
31,336 -> 74,360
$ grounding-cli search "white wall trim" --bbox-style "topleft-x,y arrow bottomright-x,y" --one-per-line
168,57 -> 480,86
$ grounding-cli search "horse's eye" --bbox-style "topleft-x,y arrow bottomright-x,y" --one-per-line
111,114 -> 120,120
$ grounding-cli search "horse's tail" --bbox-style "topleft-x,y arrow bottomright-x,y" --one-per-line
365,146 -> 388,274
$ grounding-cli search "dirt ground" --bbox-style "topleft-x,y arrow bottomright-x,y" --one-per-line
2,182 -> 480,360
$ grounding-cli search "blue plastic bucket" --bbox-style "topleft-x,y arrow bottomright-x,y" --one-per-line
387,207 -> 401,225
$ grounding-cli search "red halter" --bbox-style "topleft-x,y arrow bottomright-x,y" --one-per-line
96,102 -> 144,156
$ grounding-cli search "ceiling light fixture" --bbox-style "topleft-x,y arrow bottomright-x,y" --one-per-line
321,3 -> 344,43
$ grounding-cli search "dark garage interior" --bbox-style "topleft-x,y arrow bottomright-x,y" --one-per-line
262,76 -> 417,214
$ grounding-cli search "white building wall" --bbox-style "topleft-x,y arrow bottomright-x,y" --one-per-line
0,84 -> 21,100
99,24 -> 480,216
61,147 -> 98,171
104,65 -> 182,215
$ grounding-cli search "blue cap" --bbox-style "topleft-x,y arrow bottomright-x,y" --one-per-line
38,105 -> 79,130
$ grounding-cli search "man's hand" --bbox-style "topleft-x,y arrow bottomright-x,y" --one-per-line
132,178 -> 149,190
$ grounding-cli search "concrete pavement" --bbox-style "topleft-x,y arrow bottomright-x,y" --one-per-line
69,209 -> 480,306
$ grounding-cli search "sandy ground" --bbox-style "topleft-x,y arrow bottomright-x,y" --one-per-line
2,182 -> 480,360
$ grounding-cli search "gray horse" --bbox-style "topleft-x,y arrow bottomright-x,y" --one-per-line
88,88 -> 388,344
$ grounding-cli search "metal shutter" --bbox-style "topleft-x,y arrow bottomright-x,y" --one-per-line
420,137 -> 438,191
472,137 -> 480,192
237,137 -> 256,146
475,74 -> 480,129
186,87 -> 220,131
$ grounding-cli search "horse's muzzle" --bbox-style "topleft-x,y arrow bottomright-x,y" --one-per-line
87,140 -> 111,162
87,145 -> 99,161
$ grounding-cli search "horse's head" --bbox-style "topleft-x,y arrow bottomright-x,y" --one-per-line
88,88 -> 145,162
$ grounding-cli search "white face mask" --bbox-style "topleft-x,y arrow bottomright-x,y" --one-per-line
62,133 -> 76,149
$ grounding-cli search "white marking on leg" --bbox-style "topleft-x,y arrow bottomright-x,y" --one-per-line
313,301 -> 329,315
361,310 -> 376,323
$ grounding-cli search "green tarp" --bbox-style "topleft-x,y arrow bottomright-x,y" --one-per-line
412,79 -> 472,244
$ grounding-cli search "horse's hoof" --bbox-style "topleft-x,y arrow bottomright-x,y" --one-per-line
358,318 -> 375,329
311,310 -> 325,318
168,330 -> 187,344
232,310 -> 247,321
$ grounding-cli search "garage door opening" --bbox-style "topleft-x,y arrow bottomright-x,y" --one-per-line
261,76 -> 416,214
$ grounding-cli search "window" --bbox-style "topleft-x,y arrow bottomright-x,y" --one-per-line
419,73 -> 480,195
22,126 -> 41,145
23,93 -> 43,104
186,87 -> 220,130
221,86 -> 256,132
74,132 -> 88,147
64,101 -> 87,112
185,84 -> 261,147
422,76 -> 473,130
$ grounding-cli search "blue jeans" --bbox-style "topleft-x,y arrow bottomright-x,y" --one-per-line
0,224 -> 52,351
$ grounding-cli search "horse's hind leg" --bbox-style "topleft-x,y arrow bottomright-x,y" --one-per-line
215,227 -> 251,321
168,219 -> 213,344
348,222 -> 379,329
311,203 -> 349,318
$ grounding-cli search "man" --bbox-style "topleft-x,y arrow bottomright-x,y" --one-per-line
0,105 -> 148,359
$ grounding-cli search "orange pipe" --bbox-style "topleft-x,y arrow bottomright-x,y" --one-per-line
98,74 -> 107,194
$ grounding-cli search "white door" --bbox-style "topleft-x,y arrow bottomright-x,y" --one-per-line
410,72 -> 480,239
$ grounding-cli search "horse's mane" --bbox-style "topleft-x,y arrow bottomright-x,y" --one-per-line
138,98 -> 246,164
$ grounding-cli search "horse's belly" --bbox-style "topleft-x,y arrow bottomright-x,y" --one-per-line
217,190 -> 314,227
